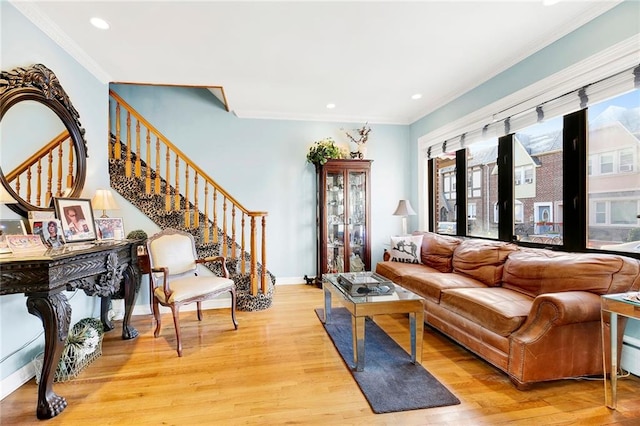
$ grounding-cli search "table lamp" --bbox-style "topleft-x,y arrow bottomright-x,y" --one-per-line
393,199 -> 416,236
92,189 -> 119,217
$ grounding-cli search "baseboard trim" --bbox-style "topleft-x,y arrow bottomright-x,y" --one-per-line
1,362 -> 35,400
621,336 -> 640,376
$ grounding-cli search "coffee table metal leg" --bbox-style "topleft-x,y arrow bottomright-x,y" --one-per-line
323,284 -> 332,324
410,310 -> 424,365
353,315 -> 365,371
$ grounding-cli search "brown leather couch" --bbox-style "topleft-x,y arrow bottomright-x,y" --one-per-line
376,232 -> 640,388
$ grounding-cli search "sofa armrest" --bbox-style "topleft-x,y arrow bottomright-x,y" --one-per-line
531,291 -> 601,326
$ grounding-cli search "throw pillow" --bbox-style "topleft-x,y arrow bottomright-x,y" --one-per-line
389,235 -> 423,264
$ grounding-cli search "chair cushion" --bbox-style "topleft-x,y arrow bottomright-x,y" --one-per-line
154,275 -> 234,304
414,231 -> 461,272
452,239 -> 518,287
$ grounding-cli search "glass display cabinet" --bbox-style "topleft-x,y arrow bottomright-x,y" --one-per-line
315,159 -> 372,284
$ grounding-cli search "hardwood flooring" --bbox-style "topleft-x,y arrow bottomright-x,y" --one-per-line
2,284 -> 639,425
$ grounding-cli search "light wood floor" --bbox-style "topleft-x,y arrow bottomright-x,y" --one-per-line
2,284 -> 639,425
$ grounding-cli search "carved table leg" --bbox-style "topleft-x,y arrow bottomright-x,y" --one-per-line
100,296 -> 115,332
121,264 -> 139,340
26,292 -> 71,420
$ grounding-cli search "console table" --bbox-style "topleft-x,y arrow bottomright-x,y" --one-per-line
600,292 -> 640,410
0,240 -> 141,419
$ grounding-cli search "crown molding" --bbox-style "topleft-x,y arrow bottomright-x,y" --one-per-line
233,109 -> 408,125
10,1 -> 112,84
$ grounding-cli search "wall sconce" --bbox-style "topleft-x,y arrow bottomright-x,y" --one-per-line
393,199 -> 416,236
91,189 -> 119,218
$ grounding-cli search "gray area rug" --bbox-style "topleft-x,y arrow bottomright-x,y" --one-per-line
316,307 -> 460,414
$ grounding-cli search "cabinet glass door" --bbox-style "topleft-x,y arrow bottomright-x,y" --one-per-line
348,171 -> 366,272
326,171 -> 344,273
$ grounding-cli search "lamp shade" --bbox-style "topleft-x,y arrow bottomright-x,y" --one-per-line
92,189 -> 119,217
392,199 -> 416,217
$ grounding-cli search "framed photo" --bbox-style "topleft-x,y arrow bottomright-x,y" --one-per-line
38,219 -> 65,248
0,219 -> 27,254
95,217 -> 125,241
54,197 -> 97,243
6,234 -> 47,253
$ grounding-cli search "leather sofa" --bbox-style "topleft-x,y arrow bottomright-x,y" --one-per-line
376,232 -> 640,388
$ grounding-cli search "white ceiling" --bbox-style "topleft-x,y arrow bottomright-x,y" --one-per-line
11,0 -> 621,125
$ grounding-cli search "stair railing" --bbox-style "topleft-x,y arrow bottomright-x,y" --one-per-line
109,90 -> 269,296
4,130 -> 75,208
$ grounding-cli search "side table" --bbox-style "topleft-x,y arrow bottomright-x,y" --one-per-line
600,292 -> 640,409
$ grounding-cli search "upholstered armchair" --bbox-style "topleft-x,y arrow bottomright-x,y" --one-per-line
146,228 -> 238,356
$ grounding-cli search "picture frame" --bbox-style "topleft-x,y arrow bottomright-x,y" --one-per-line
5,234 -> 47,254
38,219 -> 65,248
54,197 -> 97,243
95,217 -> 125,241
0,219 -> 28,254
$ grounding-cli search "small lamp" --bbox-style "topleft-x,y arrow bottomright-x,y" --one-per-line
92,189 -> 119,218
393,199 -> 416,236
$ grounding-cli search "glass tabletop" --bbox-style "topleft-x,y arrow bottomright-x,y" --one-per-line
602,292 -> 640,307
322,273 -> 424,304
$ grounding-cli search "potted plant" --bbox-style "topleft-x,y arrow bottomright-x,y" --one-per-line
306,138 -> 342,166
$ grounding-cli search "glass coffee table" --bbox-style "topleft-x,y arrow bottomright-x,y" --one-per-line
322,273 -> 425,371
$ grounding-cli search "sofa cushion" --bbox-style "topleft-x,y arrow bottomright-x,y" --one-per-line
375,261 -> 437,284
452,239 -> 518,287
440,288 -> 533,337
402,271 -> 487,303
389,235 -> 423,264
502,249 -> 640,297
413,231 -> 461,273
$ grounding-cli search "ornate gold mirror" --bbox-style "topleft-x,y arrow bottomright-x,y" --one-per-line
0,64 -> 88,217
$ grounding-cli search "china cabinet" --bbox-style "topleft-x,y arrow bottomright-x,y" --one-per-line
315,159 -> 372,284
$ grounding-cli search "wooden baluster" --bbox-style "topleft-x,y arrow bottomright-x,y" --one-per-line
174,155 -> 180,212
45,150 -> 53,206
154,136 -> 161,195
222,198 -> 228,258
67,139 -> 74,189
204,183 -> 210,243
231,205 -> 236,259
212,189 -> 218,244
250,215 -> 258,296
56,144 -> 63,197
115,102 -> 121,160
135,120 -> 141,178
241,213 -> 246,274
193,173 -> 199,229
165,147 -> 171,211
126,111 -> 132,178
261,215 -> 268,294
26,167 -> 32,204
15,176 -> 21,200
36,158 -> 42,206
184,165 -> 190,228
145,128 -> 151,194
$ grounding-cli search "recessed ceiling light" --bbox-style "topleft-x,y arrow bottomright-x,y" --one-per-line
90,17 -> 110,30
326,103 -> 336,109
411,93 -> 422,100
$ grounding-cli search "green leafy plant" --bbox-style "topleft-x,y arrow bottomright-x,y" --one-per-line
306,138 -> 342,165
126,229 -> 148,241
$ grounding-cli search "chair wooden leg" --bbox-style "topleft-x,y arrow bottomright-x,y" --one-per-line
170,305 -> 182,357
197,301 -> 202,321
152,299 -> 162,338
230,288 -> 238,330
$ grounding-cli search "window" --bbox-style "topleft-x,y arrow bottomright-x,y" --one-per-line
600,153 -> 614,174
515,117 -> 563,245
435,156 -> 457,234
588,89 -> 640,252
619,148 -> 634,173
467,139 -> 498,238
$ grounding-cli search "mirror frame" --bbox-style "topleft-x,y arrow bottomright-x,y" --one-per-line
0,64 -> 88,217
